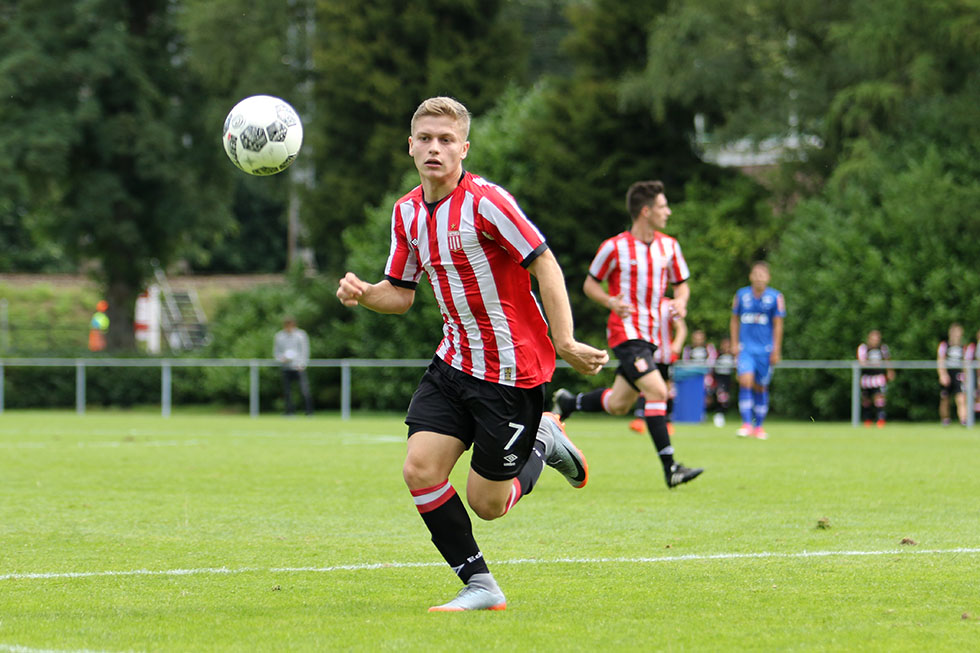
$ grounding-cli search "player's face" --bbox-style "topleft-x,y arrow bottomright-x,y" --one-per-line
643,194 -> 671,230
408,115 -> 469,185
749,264 -> 770,290
949,324 -> 963,343
867,330 -> 881,346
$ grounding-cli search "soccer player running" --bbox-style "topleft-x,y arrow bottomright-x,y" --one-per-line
552,180 -> 704,489
857,329 -> 895,427
730,261 -> 785,439
336,97 -> 608,612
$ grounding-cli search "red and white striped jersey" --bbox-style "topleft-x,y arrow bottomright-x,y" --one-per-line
588,230 -> 690,348
384,172 -> 555,388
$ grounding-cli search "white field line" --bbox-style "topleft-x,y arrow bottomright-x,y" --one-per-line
3,547 -> 979,582
0,440 -> 201,449
0,433 -> 399,449
0,646 -> 121,653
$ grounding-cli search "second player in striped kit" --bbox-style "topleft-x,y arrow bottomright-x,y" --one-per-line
552,180 -> 704,489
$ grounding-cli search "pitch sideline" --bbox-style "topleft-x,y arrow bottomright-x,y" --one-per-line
3,547 -> 979,582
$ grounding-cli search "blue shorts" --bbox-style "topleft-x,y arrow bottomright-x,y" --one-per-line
737,350 -> 773,387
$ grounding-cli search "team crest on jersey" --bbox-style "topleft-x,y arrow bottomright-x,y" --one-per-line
448,229 -> 463,252
634,357 -> 649,373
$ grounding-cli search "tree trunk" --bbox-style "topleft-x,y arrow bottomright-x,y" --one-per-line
105,279 -> 138,352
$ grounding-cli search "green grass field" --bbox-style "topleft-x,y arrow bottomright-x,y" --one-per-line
1,411 -> 977,651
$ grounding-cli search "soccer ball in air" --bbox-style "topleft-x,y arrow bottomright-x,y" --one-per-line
222,95 -> 303,176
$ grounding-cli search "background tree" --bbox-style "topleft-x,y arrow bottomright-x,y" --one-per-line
622,0 -> 853,180
463,0 -> 747,347
180,0 -> 316,273
0,0 -> 230,349
308,0 -> 526,275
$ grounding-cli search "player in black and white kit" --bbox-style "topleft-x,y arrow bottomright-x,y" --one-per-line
710,337 -> 735,427
938,323 -> 970,426
857,329 -> 894,427
681,329 -> 715,423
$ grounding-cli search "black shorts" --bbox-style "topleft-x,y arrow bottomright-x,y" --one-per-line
941,372 -> 964,396
613,339 -> 661,391
405,357 -> 545,481
714,374 -> 732,395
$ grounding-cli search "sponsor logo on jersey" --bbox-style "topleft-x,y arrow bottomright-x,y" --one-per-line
741,313 -> 770,325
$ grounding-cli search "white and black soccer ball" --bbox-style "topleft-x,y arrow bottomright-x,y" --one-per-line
222,95 -> 303,176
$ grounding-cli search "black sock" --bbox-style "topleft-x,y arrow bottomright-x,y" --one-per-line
645,414 -> 675,473
578,388 -> 607,412
516,440 -> 546,496
415,483 -> 489,584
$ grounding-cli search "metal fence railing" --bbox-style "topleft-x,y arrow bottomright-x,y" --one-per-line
0,358 -> 974,426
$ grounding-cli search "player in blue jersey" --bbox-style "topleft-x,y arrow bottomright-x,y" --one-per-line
730,261 -> 785,439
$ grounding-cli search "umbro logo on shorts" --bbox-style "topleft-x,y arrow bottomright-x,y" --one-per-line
503,453 -> 519,466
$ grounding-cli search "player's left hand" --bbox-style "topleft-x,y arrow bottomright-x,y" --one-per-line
557,341 -> 609,376
770,350 -> 782,365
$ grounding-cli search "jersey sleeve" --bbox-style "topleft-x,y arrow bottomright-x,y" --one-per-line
775,291 -> 787,318
383,200 -> 422,289
588,238 -> 618,281
731,291 -> 742,316
474,186 -> 546,267
668,238 -> 691,284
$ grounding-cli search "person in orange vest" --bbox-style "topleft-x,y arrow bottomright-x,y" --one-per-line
88,300 -> 109,352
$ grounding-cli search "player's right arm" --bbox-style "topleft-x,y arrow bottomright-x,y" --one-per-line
584,275 -> 631,319
340,199 -> 420,315
583,238 -> 630,318
336,273 -> 415,314
937,341 -> 950,386
729,293 -> 741,354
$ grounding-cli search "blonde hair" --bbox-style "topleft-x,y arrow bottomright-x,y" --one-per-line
411,96 -> 471,139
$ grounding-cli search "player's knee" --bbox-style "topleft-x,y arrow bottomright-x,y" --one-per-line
467,495 -> 505,521
402,456 -> 441,490
605,399 -> 632,415
638,381 -> 667,404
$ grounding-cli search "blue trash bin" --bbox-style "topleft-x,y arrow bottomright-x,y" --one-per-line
672,371 -> 706,423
